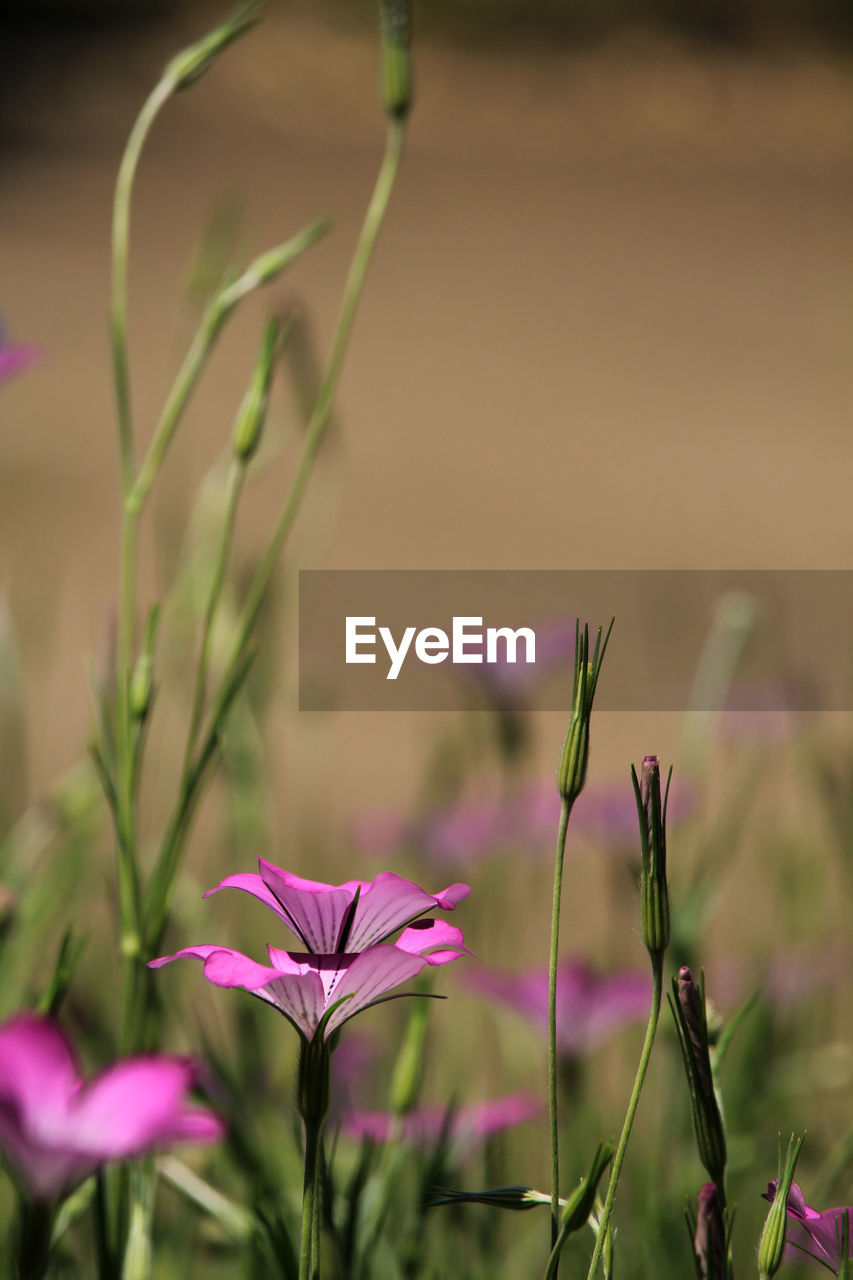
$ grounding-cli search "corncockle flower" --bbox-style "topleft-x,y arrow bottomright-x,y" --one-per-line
0,1014 -> 223,1201
762,1180 -> 852,1272
149,862 -> 470,1042
467,961 -> 650,1059
341,1091 -> 540,1153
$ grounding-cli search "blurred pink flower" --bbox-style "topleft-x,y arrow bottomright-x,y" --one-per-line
0,1014 -> 223,1201
0,333 -> 39,385
712,942 -> 850,1012
352,774 -> 694,868
452,619 -> 576,706
467,961 -> 650,1058
341,1091 -> 541,1153
762,1180 -> 852,1271
150,863 -> 470,1042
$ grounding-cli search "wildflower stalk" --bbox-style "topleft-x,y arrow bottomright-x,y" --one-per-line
548,621 -> 612,1265
547,794 -> 572,1254
585,957 -> 664,1280
144,117 -> 407,948
587,756 -> 671,1280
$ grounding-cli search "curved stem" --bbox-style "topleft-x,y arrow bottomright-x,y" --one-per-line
548,796 -> 572,1263
586,958 -> 664,1280
111,76 -> 173,497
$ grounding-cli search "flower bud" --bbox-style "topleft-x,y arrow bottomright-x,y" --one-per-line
129,604 -> 160,724
164,4 -> 261,93
632,755 -> 671,959
430,1185 -> 552,1211
232,316 -> 283,461
694,1183 -> 726,1280
378,0 -> 413,120
669,967 -> 726,1186
557,621 -> 613,807
758,1134 -> 805,1279
560,1140 -> 613,1236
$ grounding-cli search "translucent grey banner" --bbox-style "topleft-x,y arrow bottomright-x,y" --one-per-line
298,570 -> 853,711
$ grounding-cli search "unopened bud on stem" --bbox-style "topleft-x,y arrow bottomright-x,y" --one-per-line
632,755 -> 671,960
378,0 -> 413,119
232,316 -> 285,461
758,1134 -> 805,1279
556,620 -> 613,808
669,967 -> 727,1188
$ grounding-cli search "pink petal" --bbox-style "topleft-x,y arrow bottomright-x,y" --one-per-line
0,1015 -> 80,1126
323,946 -> 427,1037
259,859 -> 357,952
396,919 -> 471,966
347,873 -> 468,952
68,1059 -> 223,1156
203,873 -> 293,927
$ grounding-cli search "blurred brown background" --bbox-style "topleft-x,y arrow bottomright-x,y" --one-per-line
1,0 -> 852,836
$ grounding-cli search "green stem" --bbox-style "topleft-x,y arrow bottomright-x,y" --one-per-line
111,77 -> 173,498
586,958 -> 664,1280
182,459 -> 246,770
143,117 -> 406,937
222,118 -> 405,666
128,306 -> 223,517
548,796 -> 572,1263
299,1120 -> 322,1280
116,503 -> 143,1056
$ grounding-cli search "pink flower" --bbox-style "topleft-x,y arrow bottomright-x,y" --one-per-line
0,335 -> 39,385
762,1180 -> 852,1272
467,961 -> 650,1058
341,1092 -> 541,1154
0,1014 -> 223,1201
150,863 -> 470,1042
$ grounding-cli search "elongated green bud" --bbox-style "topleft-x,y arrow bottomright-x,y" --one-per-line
216,217 -> 332,319
164,4 -> 261,93
560,1141 -> 613,1237
232,317 -> 283,461
633,755 -> 671,960
430,1185 -> 553,1211
758,1134 -> 805,1279
129,604 -> 160,722
556,620 -> 613,807
378,0 -> 413,119
669,968 -> 726,1187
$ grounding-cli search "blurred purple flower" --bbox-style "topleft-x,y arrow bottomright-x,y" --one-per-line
150,863 -> 470,1042
712,942 -> 850,1013
762,1180 -> 852,1271
341,1091 -> 541,1153
352,774 -> 694,869
0,1014 -> 223,1201
452,619 -> 576,706
467,961 -> 650,1058
0,332 -> 39,385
